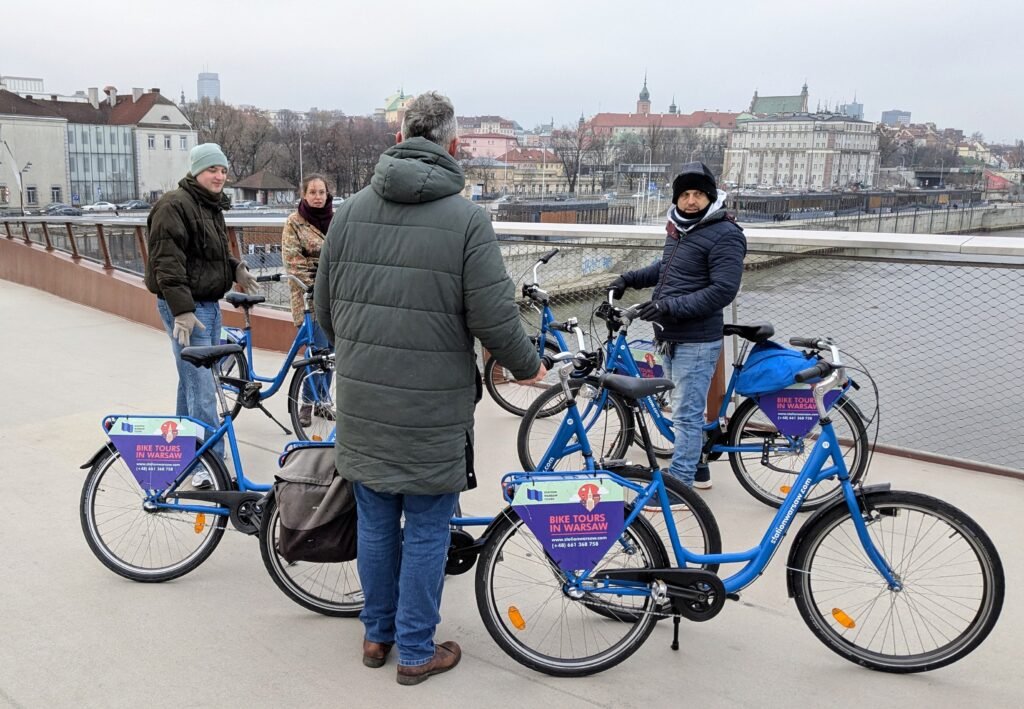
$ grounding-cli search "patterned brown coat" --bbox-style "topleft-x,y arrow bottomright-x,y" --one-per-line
281,212 -> 326,325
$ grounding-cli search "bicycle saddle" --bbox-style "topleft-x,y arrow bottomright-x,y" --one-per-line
723,321 -> 774,342
180,344 -> 244,369
599,372 -> 674,400
225,292 -> 266,308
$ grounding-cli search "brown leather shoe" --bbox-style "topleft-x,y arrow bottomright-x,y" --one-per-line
396,641 -> 461,685
362,638 -> 394,668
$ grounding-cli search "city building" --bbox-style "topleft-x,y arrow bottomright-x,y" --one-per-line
0,76 -> 45,94
838,97 -> 864,121
229,170 -> 295,206
0,90 -> 70,212
197,72 -> 220,102
458,133 -> 519,160
748,84 -> 810,115
490,147 -> 568,196
723,112 -> 880,190
0,86 -> 196,205
374,89 -> 414,125
457,115 -> 519,137
881,109 -> 912,127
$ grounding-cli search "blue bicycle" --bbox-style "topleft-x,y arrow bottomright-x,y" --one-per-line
518,299 -> 870,510
483,248 -> 572,415
217,272 -> 335,442
475,338 -> 1004,676
80,343 -> 277,581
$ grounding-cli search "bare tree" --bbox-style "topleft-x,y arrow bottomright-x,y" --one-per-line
550,122 -> 597,194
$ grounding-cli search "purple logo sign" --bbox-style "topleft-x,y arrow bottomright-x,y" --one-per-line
757,389 -> 841,438
107,416 -> 198,491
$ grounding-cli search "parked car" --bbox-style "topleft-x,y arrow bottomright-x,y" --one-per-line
41,202 -> 72,214
116,200 -> 150,210
81,201 -> 118,212
47,206 -> 84,217
332,197 -> 345,208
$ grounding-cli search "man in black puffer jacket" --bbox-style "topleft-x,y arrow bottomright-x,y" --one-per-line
610,162 -> 746,489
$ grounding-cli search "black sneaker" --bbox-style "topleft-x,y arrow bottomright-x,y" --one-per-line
693,462 -> 712,490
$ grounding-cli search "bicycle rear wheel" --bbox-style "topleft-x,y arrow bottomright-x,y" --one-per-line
517,382 -> 633,471
728,395 -> 868,510
259,496 -> 363,617
484,340 -> 562,416
215,351 -> 248,421
635,392 -> 674,458
475,508 -> 665,677
791,490 -> 1004,673
287,363 -> 335,442
79,445 -> 230,582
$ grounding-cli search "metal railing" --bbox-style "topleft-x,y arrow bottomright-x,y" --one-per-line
4,214 -> 1023,474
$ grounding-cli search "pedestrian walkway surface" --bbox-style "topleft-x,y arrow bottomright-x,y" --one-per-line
1,279 -> 1020,709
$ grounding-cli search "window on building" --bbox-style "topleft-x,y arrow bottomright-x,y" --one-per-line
111,130 -> 117,144
97,157 -> 103,172
164,135 -> 171,150
97,130 -> 103,145
180,136 -> 188,150
26,186 -> 38,204
83,132 -> 89,145
70,157 -> 77,172
0,184 -> 8,204
51,186 -> 62,203
84,160 -> 90,174
148,134 -> 155,149
69,131 -> 75,145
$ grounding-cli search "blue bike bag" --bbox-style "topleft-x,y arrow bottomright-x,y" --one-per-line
735,341 -> 818,397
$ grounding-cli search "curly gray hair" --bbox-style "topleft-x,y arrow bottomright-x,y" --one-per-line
401,91 -> 458,148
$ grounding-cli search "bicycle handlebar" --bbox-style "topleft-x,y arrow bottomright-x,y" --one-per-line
790,336 -> 829,350
795,360 -> 834,383
537,248 -> 559,265
255,272 -> 312,294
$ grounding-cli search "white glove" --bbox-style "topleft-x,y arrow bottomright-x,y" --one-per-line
172,312 -> 206,347
235,263 -> 259,294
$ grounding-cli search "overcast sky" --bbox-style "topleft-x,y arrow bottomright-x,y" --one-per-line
4,0 -> 1021,142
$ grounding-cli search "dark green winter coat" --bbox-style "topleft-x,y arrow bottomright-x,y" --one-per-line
145,175 -> 239,316
314,137 -> 539,495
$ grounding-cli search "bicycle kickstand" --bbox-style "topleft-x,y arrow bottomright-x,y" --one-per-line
671,614 -> 681,651
255,401 -> 293,435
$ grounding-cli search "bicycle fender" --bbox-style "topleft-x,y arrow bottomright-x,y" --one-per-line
784,483 -> 891,598
80,442 -> 116,470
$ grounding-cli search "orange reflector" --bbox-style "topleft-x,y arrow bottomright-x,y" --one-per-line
832,608 -> 856,629
780,485 -> 791,494
508,606 -> 526,630
194,513 -> 207,534
312,435 -> 323,442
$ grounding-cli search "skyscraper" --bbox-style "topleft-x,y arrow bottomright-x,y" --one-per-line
197,72 -> 220,102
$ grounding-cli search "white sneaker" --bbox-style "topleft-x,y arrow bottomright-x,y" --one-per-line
692,479 -> 713,490
191,470 -> 214,489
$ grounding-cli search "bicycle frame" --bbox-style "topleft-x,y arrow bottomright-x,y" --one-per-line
223,309 -> 320,401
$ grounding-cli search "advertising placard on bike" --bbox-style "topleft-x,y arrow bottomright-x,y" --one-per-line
512,476 -> 624,572
629,341 -> 664,379
757,387 -> 840,438
107,416 -> 198,491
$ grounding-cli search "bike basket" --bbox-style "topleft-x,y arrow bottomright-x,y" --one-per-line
628,340 -> 664,379
734,341 -> 818,397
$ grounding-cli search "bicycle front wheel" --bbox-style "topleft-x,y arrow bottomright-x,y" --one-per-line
79,445 -> 230,582
484,340 -> 562,416
791,491 -> 1004,673
259,496 -> 364,617
517,382 -> 633,471
728,395 -> 868,510
287,363 -> 336,442
475,508 -> 665,677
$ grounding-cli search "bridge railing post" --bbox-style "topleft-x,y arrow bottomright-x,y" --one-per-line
96,223 -> 114,270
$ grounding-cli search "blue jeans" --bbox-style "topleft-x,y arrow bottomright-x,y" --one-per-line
353,482 -> 459,666
156,299 -> 224,457
663,340 -> 722,486
301,321 -> 332,402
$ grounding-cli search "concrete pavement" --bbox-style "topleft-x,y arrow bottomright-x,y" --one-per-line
0,278 -> 1021,709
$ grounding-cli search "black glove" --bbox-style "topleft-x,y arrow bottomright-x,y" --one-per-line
608,276 -> 627,300
635,300 -> 664,321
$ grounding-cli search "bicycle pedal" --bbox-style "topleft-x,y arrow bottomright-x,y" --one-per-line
726,593 -> 740,602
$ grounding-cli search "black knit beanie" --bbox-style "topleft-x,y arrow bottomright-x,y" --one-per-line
671,161 -> 718,205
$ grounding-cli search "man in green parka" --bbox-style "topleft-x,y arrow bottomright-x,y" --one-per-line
315,92 -> 545,684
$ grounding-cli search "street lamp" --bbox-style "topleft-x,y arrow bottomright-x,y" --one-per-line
19,162 -> 32,215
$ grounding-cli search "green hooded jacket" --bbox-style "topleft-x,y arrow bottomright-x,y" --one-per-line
314,137 -> 539,494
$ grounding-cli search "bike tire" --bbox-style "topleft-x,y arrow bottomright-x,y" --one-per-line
258,495 -> 364,617
727,395 -> 868,510
791,490 -> 1004,673
517,381 -> 634,471
287,362 -> 336,443
475,507 -> 666,677
636,391 -> 674,458
484,340 -> 562,417
215,351 -> 249,421
79,445 -> 231,582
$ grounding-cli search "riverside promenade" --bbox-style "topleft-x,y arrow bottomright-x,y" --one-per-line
1,278 -> 1021,709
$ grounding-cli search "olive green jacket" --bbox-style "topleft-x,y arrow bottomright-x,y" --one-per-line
315,137 -> 539,494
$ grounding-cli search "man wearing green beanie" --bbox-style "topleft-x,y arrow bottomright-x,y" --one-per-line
144,143 -> 259,483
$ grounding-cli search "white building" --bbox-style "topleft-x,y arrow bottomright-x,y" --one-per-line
0,76 -> 45,94
130,92 -> 196,201
0,90 -> 70,211
723,113 -> 879,190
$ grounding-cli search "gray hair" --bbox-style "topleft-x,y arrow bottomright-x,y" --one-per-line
401,91 -> 458,148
